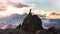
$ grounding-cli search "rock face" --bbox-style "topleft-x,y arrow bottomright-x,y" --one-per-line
16,24 -> 21,30
17,9 -> 43,32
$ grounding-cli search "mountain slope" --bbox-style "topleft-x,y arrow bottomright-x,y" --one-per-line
0,13 -> 27,26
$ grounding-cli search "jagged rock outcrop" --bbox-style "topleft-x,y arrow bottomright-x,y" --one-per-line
16,24 -> 21,30
47,26 -> 57,34
18,9 -> 43,33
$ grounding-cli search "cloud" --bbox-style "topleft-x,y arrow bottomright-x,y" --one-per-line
7,0 -> 25,3
0,0 -> 7,11
46,0 -> 60,8
33,10 -> 46,15
0,0 -> 35,17
0,0 -> 35,12
9,3 -> 35,8
7,0 -> 35,8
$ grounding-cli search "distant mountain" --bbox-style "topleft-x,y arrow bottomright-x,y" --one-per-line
0,13 -> 27,26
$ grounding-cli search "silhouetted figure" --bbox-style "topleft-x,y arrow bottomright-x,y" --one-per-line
21,9 -> 43,33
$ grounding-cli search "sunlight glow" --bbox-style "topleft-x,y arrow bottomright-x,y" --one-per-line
0,5 -> 29,17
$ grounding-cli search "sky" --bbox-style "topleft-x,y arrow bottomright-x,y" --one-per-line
23,0 -> 60,12
0,0 -> 60,16
0,0 -> 35,16
11,0 -> 60,12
